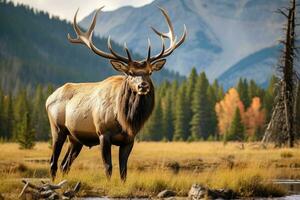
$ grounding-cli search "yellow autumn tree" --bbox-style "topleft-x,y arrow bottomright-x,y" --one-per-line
215,88 -> 245,136
244,97 -> 265,140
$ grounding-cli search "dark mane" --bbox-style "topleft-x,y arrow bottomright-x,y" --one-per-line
117,79 -> 155,136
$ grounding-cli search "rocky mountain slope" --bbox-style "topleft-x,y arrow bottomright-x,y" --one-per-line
80,0 -> 290,86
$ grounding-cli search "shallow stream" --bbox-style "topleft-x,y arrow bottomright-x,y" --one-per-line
83,179 -> 300,199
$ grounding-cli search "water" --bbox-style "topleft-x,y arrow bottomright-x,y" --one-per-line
83,196 -> 300,200
84,198 -> 148,200
280,195 -> 300,200
275,179 -> 300,194
82,180 -> 300,200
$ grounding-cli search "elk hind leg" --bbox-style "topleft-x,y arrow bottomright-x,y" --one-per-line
60,143 -> 71,172
50,125 -> 67,180
61,137 -> 83,174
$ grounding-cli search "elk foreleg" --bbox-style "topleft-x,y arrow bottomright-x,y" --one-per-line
119,141 -> 134,182
99,135 -> 112,179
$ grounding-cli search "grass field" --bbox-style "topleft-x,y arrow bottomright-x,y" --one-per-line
0,141 -> 299,199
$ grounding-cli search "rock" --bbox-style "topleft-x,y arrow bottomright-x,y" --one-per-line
188,184 -> 237,200
163,197 -> 176,200
48,192 -> 59,200
209,188 -> 236,199
188,184 -> 206,200
157,189 -> 176,198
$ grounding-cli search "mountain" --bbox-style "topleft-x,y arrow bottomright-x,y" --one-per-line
80,0 -> 288,83
218,45 -> 280,89
0,1 -> 181,92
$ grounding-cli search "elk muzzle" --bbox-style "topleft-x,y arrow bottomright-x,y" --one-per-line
137,81 -> 150,95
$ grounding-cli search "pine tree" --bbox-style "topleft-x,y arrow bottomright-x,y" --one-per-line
237,78 -> 250,108
211,80 -> 224,137
217,86 -> 224,102
212,80 -> 221,101
142,97 -> 163,141
248,80 -> 263,100
3,93 -> 13,139
17,111 -> 35,149
263,75 -> 277,122
169,80 -> 178,138
0,88 -> 4,138
32,85 -> 49,140
227,108 -> 245,141
207,85 -> 218,139
46,84 -> 54,96
185,68 -> 198,136
173,83 -> 189,141
190,72 -> 209,140
14,90 -> 35,149
162,89 -> 174,141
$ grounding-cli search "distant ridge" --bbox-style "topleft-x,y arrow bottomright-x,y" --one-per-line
218,45 -> 280,89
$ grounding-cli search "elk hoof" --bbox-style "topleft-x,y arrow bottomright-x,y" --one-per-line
50,165 -> 57,181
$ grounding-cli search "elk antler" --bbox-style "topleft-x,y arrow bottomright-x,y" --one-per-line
147,6 -> 187,63
67,6 -> 186,67
67,7 -> 131,63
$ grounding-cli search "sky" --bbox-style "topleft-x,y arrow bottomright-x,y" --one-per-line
10,0 -> 154,21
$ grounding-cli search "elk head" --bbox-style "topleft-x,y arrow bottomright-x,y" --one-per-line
67,6 -> 186,95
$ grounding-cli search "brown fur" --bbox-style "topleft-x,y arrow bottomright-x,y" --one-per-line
117,79 -> 155,137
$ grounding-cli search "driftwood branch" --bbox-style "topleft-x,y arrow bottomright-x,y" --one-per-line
19,179 -> 81,200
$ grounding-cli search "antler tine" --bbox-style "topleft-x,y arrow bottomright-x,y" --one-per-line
148,36 -> 165,62
148,6 -> 186,63
174,24 -> 187,49
124,42 -> 132,62
151,26 -> 169,38
158,36 -> 166,57
87,6 -> 105,36
68,7 -> 130,62
147,38 -> 151,60
163,36 -> 178,56
162,24 -> 187,57
107,36 -> 129,62
73,8 -> 82,36
68,8 -> 91,47
157,6 -> 175,39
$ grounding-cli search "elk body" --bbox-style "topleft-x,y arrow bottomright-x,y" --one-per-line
46,6 -> 186,181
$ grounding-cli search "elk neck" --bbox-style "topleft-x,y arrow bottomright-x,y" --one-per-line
117,78 -> 155,137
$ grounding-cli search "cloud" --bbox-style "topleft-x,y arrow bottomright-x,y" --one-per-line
10,0 -> 154,21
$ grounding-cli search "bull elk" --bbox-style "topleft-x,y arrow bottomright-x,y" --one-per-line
46,6 -> 186,181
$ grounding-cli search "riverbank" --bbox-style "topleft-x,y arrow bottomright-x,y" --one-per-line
0,142 -> 299,199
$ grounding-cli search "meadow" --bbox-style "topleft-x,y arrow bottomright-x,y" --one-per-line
0,142 -> 299,199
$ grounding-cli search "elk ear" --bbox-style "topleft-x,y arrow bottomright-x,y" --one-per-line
151,59 -> 166,71
110,60 -> 128,73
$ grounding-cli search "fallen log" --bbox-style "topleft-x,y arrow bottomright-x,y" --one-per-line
19,179 -> 80,200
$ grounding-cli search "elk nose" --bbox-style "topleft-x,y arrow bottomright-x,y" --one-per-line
138,82 -> 149,89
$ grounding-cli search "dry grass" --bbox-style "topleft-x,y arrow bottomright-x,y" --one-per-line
0,142 -> 299,199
